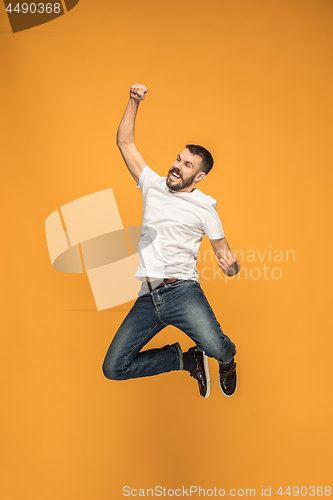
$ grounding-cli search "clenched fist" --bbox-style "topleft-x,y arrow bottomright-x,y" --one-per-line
130,83 -> 148,102
218,250 -> 238,275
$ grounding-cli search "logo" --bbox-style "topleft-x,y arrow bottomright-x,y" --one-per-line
3,1 -> 80,33
45,188 -> 146,311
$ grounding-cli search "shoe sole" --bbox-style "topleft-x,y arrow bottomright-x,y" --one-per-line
203,351 -> 211,398
218,374 -> 237,397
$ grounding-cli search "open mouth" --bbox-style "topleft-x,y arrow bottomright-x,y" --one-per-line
170,172 -> 181,180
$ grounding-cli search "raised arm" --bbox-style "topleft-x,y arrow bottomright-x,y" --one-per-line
117,83 -> 149,183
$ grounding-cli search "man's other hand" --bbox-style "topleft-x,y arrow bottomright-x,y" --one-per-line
130,83 -> 148,102
218,250 -> 237,273
209,238 -> 240,276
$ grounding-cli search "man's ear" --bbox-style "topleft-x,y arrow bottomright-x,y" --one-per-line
196,171 -> 207,182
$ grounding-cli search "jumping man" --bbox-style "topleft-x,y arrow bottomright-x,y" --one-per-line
102,84 -> 240,398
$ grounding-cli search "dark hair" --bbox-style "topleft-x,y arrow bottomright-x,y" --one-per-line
186,144 -> 214,175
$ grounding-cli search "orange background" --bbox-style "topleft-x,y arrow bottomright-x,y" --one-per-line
1,0 -> 332,498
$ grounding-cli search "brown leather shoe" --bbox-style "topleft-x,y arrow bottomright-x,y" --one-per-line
219,361 -> 237,397
188,346 -> 211,398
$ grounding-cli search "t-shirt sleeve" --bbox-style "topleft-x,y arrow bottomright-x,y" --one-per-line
136,165 -> 160,198
203,201 -> 225,239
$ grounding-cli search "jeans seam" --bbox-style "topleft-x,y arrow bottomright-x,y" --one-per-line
196,286 -> 216,314
196,287 -> 236,362
173,342 -> 183,370
120,354 -> 179,374
120,321 -> 167,372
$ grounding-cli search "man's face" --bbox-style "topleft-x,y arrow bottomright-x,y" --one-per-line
166,149 -> 206,192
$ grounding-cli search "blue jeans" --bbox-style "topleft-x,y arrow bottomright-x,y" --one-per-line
102,279 -> 236,380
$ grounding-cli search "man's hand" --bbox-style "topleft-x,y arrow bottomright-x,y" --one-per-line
130,83 -> 148,102
218,250 -> 238,276
209,238 -> 241,277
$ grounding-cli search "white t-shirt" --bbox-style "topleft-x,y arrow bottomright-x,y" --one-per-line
134,165 -> 225,283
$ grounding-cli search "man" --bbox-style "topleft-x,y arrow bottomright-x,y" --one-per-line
102,83 -> 240,398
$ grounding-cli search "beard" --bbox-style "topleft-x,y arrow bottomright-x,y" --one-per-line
166,168 -> 197,192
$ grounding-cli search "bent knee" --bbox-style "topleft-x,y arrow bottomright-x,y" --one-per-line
205,340 -> 236,364
102,359 -> 121,380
